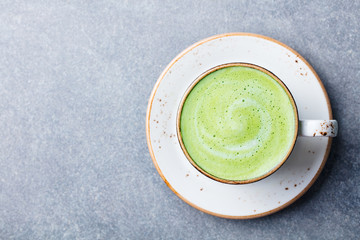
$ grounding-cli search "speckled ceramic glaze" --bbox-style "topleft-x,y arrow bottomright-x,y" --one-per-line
146,33 -> 334,218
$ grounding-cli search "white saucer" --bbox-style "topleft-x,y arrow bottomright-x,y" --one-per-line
146,33 -> 333,218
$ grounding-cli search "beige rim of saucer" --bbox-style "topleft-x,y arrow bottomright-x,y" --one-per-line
146,33 -> 333,219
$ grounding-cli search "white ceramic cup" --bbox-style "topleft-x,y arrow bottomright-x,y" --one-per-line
177,63 -> 338,184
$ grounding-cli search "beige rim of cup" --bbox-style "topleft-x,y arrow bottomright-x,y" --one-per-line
176,62 -> 299,184
146,32 -> 333,219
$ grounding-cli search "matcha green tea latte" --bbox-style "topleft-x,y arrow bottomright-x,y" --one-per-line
178,63 -> 298,184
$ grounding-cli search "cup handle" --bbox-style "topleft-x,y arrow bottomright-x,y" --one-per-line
299,120 -> 338,137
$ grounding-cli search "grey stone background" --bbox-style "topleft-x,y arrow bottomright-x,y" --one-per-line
0,0 -> 359,239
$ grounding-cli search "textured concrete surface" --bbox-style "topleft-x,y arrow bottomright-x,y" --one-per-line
0,0 -> 359,239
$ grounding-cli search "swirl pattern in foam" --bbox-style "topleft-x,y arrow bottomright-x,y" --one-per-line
180,66 -> 297,181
